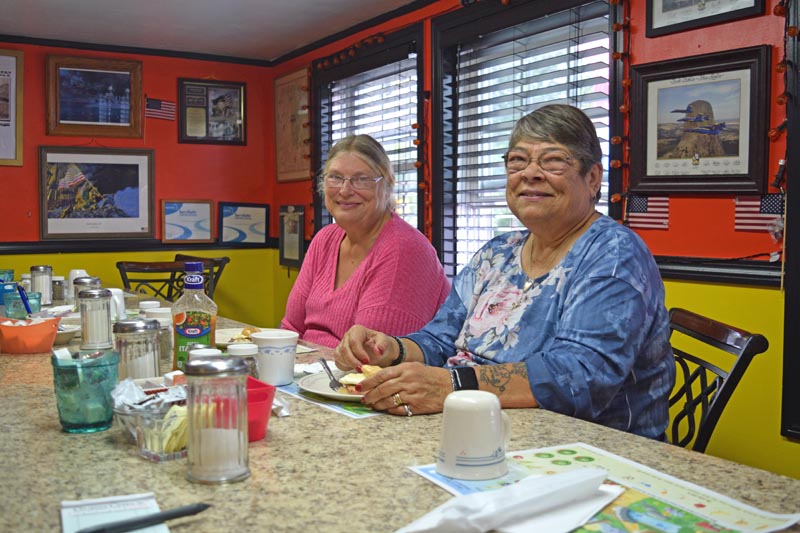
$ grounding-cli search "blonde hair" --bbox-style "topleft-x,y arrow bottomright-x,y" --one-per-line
317,134 -> 396,211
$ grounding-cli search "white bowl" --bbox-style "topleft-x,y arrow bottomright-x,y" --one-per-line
54,325 -> 81,345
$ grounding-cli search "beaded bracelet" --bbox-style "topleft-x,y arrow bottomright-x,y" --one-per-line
389,335 -> 406,366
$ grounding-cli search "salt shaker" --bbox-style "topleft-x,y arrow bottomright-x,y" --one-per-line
31,265 -> 53,306
185,357 -> 250,484
113,319 -> 161,379
79,288 -> 114,350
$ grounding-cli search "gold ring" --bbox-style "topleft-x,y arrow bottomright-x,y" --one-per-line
392,393 -> 403,407
403,404 -> 413,417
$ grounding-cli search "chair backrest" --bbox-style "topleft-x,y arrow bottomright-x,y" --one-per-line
667,307 -> 768,453
116,255 -> 230,302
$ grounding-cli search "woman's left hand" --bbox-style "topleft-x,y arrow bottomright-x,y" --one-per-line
359,362 -> 451,416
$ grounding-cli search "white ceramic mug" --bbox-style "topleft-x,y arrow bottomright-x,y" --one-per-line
108,288 -> 126,322
436,390 -> 511,480
250,329 -> 299,386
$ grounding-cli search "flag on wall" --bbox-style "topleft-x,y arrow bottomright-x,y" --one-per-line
626,195 -> 669,230
145,97 -> 176,120
734,194 -> 784,232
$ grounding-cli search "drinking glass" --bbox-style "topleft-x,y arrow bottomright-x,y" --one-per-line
51,350 -> 119,433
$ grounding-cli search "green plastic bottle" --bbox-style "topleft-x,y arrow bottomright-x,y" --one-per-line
172,262 -> 217,371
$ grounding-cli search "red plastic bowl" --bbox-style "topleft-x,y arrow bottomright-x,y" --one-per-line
247,376 -> 276,442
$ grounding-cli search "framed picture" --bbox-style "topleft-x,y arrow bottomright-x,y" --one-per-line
629,45 -> 770,194
279,205 -> 305,268
0,49 -> 23,166
46,55 -> 143,138
178,78 -> 246,145
162,200 -> 214,244
647,0 -> 765,38
218,202 -> 269,246
39,146 -> 154,240
274,69 -> 310,182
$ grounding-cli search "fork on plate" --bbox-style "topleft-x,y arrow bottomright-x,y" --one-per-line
318,358 -> 343,392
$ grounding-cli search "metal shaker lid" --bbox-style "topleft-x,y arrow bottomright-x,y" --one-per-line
113,319 -> 160,333
185,356 -> 248,377
77,288 -> 112,299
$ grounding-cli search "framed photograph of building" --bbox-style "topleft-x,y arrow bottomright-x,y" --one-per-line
274,68 -> 310,182
39,146 -> 154,240
162,200 -> 214,244
0,49 -> 23,165
218,202 -> 269,246
46,55 -> 143,138
279,205 -> 305,268
629,45 -> 770,194
646,0 -> 765,38
178,78 -> 246,145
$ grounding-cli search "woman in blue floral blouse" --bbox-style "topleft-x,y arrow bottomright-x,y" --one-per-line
334,104 -> 675,439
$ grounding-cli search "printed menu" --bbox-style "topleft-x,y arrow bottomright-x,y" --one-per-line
410,442 -> 800,533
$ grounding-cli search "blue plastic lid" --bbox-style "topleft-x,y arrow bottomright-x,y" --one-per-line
184,261 -> 203,273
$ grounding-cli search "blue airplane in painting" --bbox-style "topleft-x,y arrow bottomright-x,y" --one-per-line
677,113 -> 709,122
687,122 -> 726,135
670,105 -> 694,114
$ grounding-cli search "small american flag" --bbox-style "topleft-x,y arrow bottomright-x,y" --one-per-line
734,194 -> 784,232
58,164 -> 87,189
626,195 -> 669,230
145,97 -> 176,120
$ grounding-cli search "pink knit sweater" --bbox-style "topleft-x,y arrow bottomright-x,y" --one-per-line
280,213 -> 450,348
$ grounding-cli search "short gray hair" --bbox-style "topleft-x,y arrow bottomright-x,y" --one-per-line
509,104 -> 603,177
317,134 -> 396,211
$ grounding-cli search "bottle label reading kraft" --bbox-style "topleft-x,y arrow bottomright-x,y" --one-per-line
173,310 -> 215,370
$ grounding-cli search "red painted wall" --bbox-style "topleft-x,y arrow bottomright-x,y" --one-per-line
0,43 -> 271,241
626,0 -> 786,259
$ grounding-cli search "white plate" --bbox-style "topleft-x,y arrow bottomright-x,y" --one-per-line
296,371 -> 364,402
216,328 -> 317,354
54,325 -> 81,345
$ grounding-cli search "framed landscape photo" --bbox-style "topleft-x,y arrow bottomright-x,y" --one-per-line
39,146 -> 154,240
218,202 -> 269,246
274,68 -> 310,182
162,200 -> 214,244
647,0 -> 765,38
629,45 -> 770,194
279,205 -> 305,268
178,78 -> 246,145
0,49 -> 23,165
46,55 -> 143,137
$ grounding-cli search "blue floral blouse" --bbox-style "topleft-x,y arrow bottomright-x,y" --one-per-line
406,216 -> 675,439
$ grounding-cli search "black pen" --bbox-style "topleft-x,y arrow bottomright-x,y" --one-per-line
75,502 -> 211,533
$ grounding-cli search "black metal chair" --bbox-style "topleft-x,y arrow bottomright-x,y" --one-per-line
667,307 -> 768,453
116,255 -> 230,302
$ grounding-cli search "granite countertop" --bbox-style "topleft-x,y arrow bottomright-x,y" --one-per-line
1,325 -> 799,532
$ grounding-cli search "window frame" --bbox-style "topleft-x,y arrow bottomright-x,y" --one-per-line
311,24 -> 425,234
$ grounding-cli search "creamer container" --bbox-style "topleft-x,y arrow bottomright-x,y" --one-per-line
138,300 -> 161,318
172,262 -> 217,371
185,356 -> 249,484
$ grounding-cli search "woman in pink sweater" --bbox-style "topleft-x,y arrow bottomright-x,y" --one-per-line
280,135 -> 450,348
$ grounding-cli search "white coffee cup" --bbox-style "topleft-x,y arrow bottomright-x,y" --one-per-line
67,269 -> 89,302
436,390 -> 511,480
108,288 -> 126,322
250,329 -> 299,386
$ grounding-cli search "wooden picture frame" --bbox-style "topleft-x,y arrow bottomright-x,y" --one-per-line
0,49 -> 23,165
39,146 -> 154,240
162,199 -> 214,243
218,202 -> 269,246
178,78 -> 246,145
279,205 -> 305,268
274,68 -> 310,182
46,55 -> 142,138
629,46 -> 770,194
646,0 -> 765,38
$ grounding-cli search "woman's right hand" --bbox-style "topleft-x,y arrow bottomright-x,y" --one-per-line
334,325 -> 398,370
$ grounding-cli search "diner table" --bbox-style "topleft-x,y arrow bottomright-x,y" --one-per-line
1,313 -> 799,532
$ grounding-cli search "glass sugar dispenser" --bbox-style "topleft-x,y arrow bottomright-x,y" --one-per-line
185,356 -> 250,484
79,288 -> 114,350
114,319 -> 161,380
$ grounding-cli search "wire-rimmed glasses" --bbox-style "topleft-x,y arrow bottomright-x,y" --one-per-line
324,174 -> 384,190
503,150 -> 574,175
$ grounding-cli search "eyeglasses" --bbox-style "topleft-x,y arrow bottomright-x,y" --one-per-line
503,150 -> 574,175
324,174 -> 384,190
